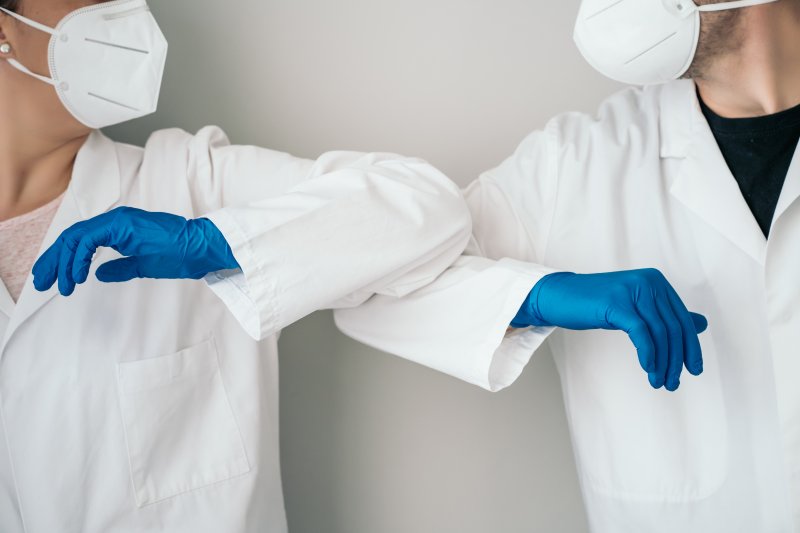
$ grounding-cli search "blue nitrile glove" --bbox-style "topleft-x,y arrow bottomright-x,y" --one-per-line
512,269 -> 708,392
32,207 -> 240,297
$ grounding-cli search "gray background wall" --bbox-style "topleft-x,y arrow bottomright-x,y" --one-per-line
108,1 -> 621,531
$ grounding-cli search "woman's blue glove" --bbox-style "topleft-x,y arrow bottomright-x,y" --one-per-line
512,269 -> 708,392
33,207 -> 240,297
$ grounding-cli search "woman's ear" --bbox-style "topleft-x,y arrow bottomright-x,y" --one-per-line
0,11 -> 10,43
0,11 -> 18,56
0,21 -> 10,54
0,30 -> 9,55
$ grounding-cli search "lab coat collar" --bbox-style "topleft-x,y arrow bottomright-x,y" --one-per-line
659,80 -> 696,159
70,130 -> 123,220
663,81 -> 768,265
1,130 -> 121,353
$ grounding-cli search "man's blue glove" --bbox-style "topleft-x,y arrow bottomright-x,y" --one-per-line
33,207 -> 240,297
512,269 -> 708,392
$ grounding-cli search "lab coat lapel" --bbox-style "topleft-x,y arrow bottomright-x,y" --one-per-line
1,194 -> 81,352
0,283 -> 13,320
771,142 -> 800,230
665,82 -> 768,265
0,130 -> 121,353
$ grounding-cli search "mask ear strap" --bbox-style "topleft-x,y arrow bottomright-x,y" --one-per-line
6,58 -> 56,86
698,0 -> 781,12
0,8 -> 59,87
0,7 -> 58,35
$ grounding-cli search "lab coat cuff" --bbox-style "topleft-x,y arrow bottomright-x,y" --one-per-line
483,258 -> 558,392
203,208 -> 280,341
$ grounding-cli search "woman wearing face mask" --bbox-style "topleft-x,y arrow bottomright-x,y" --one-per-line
0,1 -> 471,532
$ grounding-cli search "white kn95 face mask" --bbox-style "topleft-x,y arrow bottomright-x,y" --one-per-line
573,0 -> 781,86
0,0 -> 168,129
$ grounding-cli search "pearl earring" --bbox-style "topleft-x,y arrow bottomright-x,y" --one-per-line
0,43 -> 10,54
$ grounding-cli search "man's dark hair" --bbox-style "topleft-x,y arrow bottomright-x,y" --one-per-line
0,0 -> 19,12
682,0 -> 745,80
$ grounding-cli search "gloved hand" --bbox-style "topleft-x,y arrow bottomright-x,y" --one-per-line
512,269 -> 708,392
33,207 -> 240,297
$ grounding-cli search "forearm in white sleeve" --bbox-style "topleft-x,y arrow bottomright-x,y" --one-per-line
203,151 -> 472,340
334,253 -> 556,392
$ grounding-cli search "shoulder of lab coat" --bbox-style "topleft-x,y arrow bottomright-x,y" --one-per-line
335,85 -> 664,392
477,85 -> 659,259
140,125 -> 472,341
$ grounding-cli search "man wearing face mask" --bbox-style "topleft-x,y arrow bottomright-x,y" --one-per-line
0,1 -> 473,532
336,0 -> 800,530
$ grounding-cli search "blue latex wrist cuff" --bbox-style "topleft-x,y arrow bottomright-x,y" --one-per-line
510,272 -> 575,328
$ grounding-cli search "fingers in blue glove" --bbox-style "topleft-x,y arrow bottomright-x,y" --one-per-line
630,292 -> 670,389
72,225 -> 116,285
610,307 -> 656,375
32,239 -> 61,292
690,312 -> 708,334
57,238 -> 79,297
674,309 -> 705,378
654,294 -> 684,392
96,257 -> 142,283
33,215 -> 108,295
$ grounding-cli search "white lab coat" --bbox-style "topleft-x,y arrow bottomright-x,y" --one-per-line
0,126 -> 471,533
336,80 -> 800,532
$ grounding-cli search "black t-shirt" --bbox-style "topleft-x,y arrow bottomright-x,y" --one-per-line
699,96 -> 800,238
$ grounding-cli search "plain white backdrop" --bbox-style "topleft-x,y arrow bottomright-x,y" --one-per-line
108,1 -> 622,531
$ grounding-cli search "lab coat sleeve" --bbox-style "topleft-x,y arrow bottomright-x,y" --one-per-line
166,127 -> 472,341
334,127 -> 562,392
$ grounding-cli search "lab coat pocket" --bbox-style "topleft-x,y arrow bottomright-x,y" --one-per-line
117,337 -> 251,507
559,329 -> 729,503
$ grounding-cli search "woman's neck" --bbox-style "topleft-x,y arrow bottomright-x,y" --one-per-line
0,125 -> 88,221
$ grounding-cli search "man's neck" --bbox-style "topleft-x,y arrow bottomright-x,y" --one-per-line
696,3 -> 800,118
